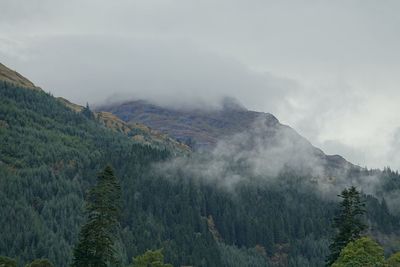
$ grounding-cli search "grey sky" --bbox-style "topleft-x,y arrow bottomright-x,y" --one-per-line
1,0 -> 400,170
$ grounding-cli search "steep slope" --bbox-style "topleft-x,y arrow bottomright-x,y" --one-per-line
0,63 -> 40,90
98,99 -> 264,148
99,99 -> 354,175
0,62 -> 189,153
58,97 -> 190,154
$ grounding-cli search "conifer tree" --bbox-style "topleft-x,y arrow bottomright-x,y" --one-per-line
327,186 -> 366,266
81,102 -> 95,120
71,165 -> 122,267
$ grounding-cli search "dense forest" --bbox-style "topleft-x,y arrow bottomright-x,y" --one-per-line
1,82 -> 400,266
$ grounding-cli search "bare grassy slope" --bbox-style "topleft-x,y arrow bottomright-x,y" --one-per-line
0,63 -> 40,90
57,97 -> 190,153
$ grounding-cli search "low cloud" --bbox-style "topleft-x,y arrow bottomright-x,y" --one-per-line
0,36 -> 295,113
156,117 -> 357,194
155,115 -> 399,210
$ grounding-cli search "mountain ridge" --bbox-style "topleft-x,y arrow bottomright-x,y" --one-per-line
0,61 -> 354,173
0,63 -> 40,90
98,99 -> 355,175
57,97 -> 190,154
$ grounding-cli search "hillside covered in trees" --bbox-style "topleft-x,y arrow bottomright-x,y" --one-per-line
1,77 -> 400,266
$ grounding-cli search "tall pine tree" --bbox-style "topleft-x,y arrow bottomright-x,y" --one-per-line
81,103 -> 95,120
72,165 -> 121,267
327,186 -> 366,266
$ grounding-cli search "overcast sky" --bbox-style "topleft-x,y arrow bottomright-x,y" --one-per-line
1,0 -> 400,170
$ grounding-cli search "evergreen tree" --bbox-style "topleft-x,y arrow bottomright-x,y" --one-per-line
71,165 -> 122,267
327,186 -> 366,266
81,102 -> 95,120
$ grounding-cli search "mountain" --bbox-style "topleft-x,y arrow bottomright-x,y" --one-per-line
0,63 -> 188,153
1,64 -> 400,267
98,99 -> 268,148
99,99 -> 354,175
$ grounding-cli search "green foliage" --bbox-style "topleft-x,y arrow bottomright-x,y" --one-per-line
387,252 -> 400,267
331,237 -> 385,267
25,258 -> 54,267
327,186 -> 366,266
72,166 -> 122,267
131,249 -> 172,267
0,256 -> 17,267
0,82 -> 399,267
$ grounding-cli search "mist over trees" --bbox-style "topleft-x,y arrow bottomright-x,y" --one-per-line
1,82 -> 400,266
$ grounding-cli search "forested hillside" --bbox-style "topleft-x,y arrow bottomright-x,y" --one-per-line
1,81 -> 400,266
